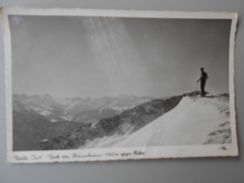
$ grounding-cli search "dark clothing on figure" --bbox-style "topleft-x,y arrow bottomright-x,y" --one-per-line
201,79 -> 206,96
199,71 -> 208,96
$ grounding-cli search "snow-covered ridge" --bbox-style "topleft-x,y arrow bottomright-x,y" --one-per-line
82,95 -> 230,148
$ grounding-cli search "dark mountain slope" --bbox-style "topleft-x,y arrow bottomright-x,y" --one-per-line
100,95 -> 183,135
41,93 -> 197,150
13,102 -> 51,151
13,91 -> 201,151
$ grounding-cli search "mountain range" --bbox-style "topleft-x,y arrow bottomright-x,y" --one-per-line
12,93 -> 153,150
12,91 -> 231,151
13,94 -> 153,123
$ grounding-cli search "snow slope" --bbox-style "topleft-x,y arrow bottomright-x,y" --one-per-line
82,95 -> 230,148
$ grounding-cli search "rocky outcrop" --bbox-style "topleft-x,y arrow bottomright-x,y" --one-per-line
204,121 -> 231,144
100,95 -> 183,135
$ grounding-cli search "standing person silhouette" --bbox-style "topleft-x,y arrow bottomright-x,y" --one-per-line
197,67 -> 208,96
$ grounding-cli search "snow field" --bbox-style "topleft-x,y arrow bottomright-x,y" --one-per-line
81,96 -> 230,148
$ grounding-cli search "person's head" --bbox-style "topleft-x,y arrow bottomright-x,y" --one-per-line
201,67 -> 204,72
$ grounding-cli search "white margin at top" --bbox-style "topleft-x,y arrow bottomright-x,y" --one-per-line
2,7 -> 238,20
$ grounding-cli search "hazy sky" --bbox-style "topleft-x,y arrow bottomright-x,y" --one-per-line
9,15 -> 231,98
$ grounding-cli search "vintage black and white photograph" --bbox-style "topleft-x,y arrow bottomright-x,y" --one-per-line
2,8 -> 238,163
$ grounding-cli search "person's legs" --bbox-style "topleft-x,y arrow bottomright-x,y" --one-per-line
201,80 -> 206,96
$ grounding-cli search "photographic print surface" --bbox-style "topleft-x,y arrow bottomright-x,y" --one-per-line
2,8 -> 238,163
